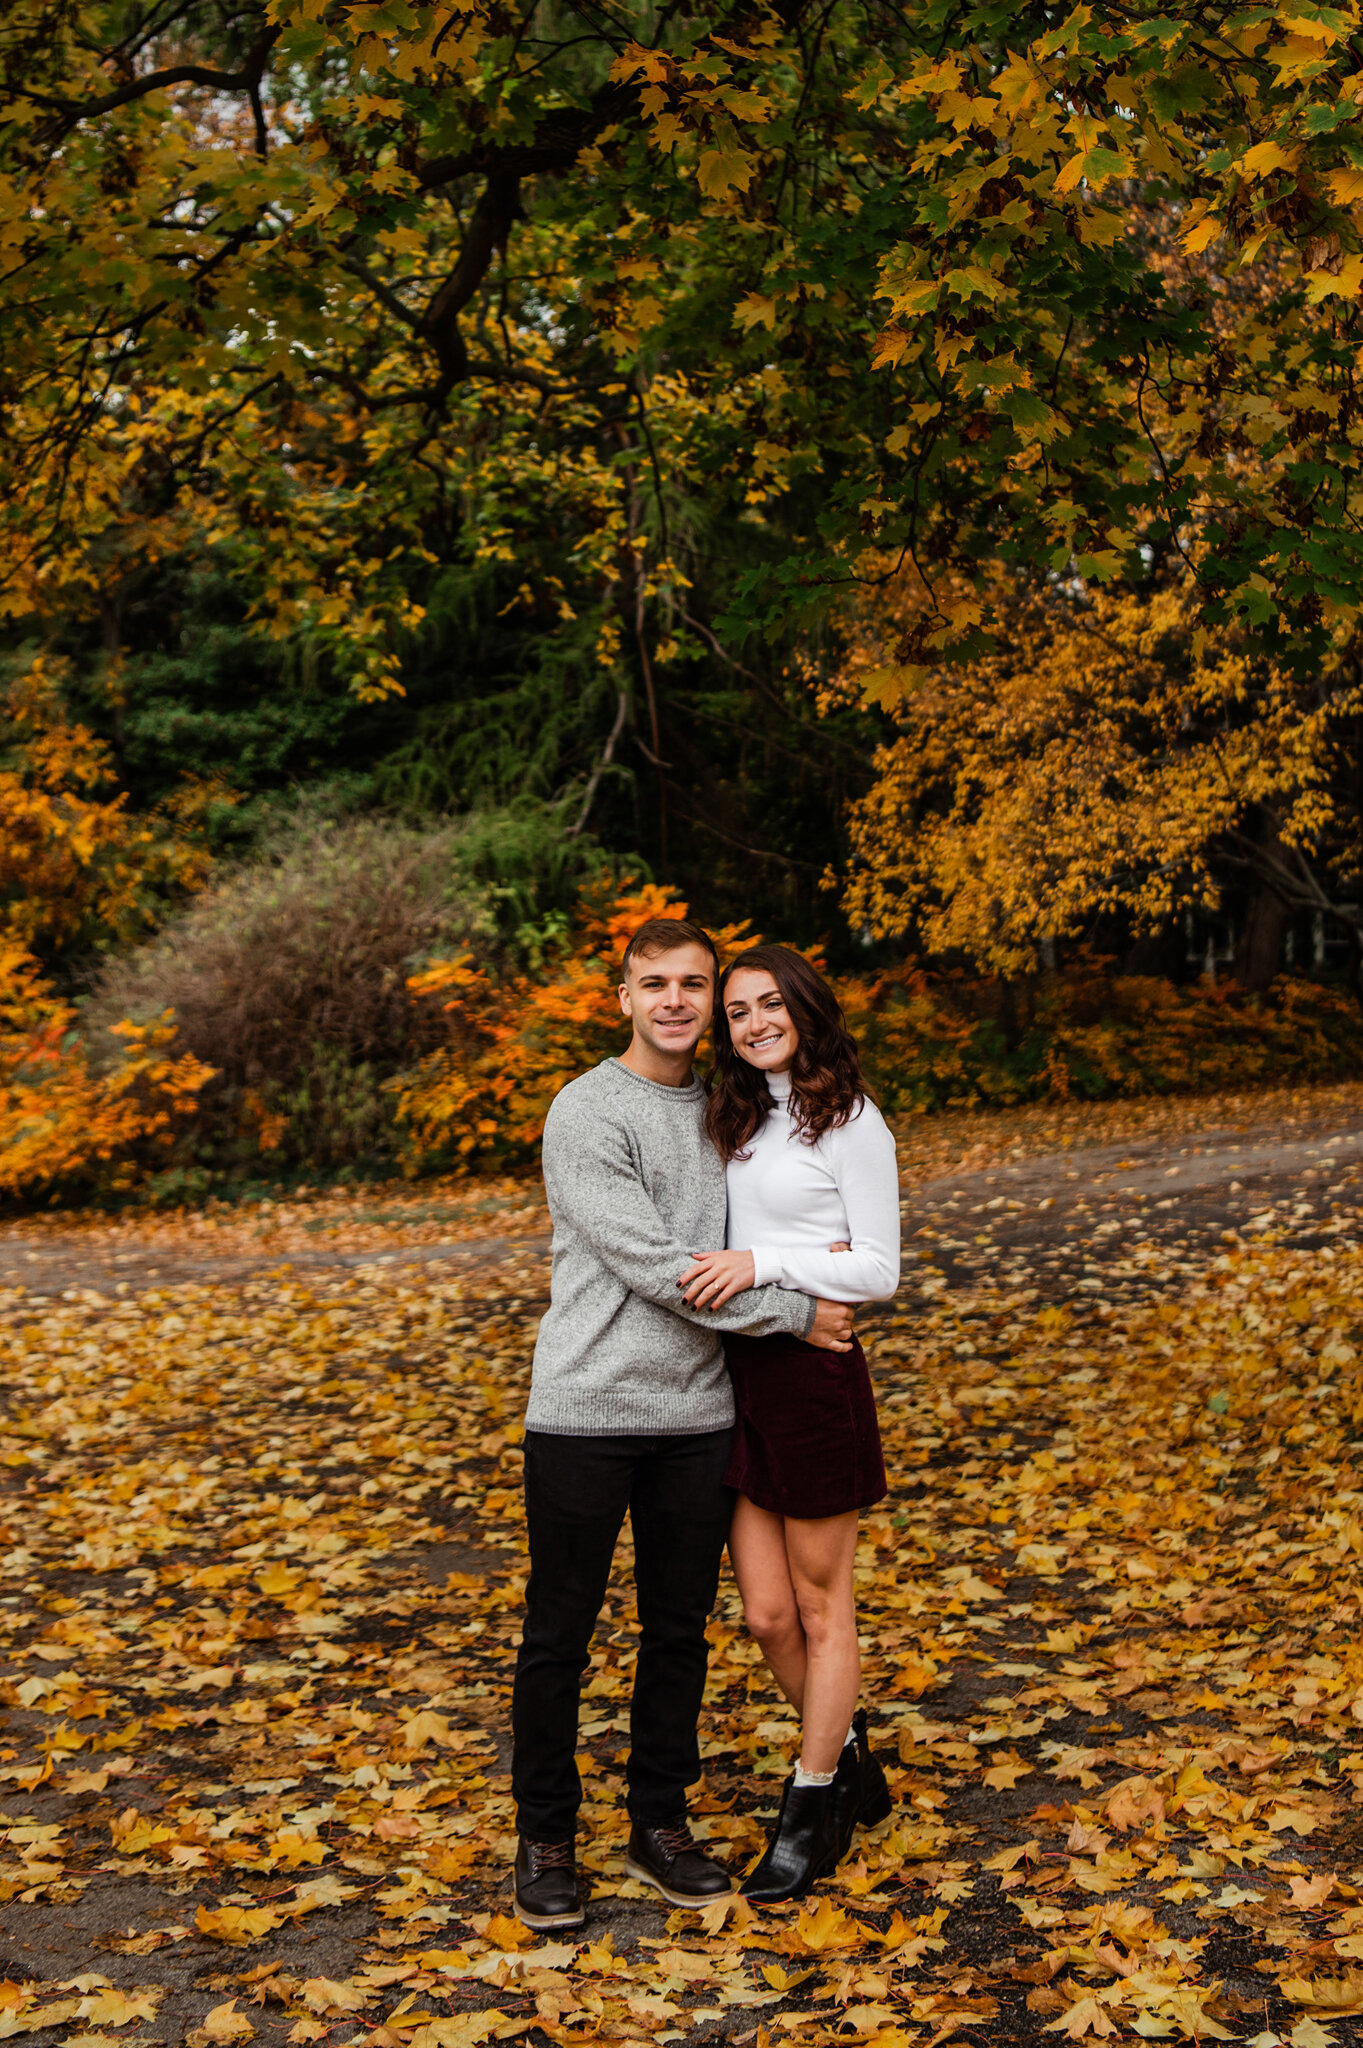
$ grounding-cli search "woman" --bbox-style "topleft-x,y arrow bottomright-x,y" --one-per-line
679,945 -> 900,1902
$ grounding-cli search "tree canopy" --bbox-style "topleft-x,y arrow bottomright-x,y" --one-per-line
3,0 -> 1363,963
8,1 -> 1363,652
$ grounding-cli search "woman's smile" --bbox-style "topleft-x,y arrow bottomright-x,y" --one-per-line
725,968 -> 799,1072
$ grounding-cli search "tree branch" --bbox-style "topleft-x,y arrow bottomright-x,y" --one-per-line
27,26 -> 280,140
422,170 -> 521,388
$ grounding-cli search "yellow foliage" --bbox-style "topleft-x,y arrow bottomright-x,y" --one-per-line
832,572 -> 1346,973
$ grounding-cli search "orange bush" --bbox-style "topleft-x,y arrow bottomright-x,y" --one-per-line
9,871 -> 1363,1205
0,656 -> 225,1204
391,880 -> 755,1172
393,887 -> 1363,1170
0,654 -> 221,963
0,942 -> 215,1202
841,955 -> 1363,1113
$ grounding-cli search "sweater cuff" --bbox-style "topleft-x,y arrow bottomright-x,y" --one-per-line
751,1247 -> 782,1288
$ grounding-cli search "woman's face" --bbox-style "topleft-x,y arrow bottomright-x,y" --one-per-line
723,968 -> 800,1074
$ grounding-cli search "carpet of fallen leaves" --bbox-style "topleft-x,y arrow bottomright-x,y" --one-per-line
1,1087 -> 1363,2046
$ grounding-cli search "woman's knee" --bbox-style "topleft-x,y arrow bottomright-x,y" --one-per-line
743,1594 -> 802,1647
793,1583 -> 856,1647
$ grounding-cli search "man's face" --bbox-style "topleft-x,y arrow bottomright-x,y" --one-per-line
619,943 -> 715,1061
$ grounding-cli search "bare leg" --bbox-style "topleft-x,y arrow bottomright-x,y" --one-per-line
728,1494 -> 808,1712
730,1498 -> 861,1775
784,1511 -> 860,1775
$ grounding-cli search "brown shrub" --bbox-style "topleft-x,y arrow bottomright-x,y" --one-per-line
85,820 -> 493,1162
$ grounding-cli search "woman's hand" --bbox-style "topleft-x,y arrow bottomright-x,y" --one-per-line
678,1249 -> 756,1309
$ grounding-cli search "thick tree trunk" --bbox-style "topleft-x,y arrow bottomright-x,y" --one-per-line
1234,882 -> 1290,993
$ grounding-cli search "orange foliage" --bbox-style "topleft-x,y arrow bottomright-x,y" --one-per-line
391,881 -> 755,1171
0,654 -> 222,961
0,656 -> 227,1202
7,875 -> 1363,1204
841,956 -> 1363,1112
393,882 -> 1363,1170
0,942 -> 215,1202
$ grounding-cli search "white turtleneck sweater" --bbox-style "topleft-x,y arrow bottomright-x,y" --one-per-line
723,1071 -> 901,1305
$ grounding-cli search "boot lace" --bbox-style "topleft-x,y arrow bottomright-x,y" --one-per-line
527,1838 -> 575,1872
651,1821 -> 698,1860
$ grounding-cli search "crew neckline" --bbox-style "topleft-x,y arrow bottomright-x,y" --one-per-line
607,1057 -> 704,1097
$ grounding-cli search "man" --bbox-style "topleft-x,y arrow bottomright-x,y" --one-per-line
510,917 -> 854,1929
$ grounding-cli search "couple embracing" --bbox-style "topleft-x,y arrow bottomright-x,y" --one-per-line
510,917 -> 900,1927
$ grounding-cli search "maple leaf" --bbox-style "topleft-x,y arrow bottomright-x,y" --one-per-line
192,2001 -> 256,2044
406,2017 -> 532,2046
1045,1995 -> 1119,2037
983,1755 -> 1033,1790
479,1913 -> 535,1952
786,1897 -> 861,1953
1283,1971 -> 1363,2014
195,1906 -> 285,1945
423,1841 -> 480,1883
696,145 -> 756,200
1289,1873 -> 1338,1908
761,1964 -> 817,1991
734,294 -> 779,332
400,1709 -> 455,1752
300,1977 -> 369,2015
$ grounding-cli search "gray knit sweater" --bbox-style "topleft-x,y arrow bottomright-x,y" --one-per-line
526,1058 -> 816,1435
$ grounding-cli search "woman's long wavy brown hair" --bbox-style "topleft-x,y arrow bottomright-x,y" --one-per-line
703,945 -> 872,1163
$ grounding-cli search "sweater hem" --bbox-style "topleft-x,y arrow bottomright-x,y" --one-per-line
523,1416 -> 736,1438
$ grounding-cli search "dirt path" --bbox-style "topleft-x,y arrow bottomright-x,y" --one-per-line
0,1230 -> 553,1300
3,1090 -> 1358,1301
903,1104 -> 1363,1306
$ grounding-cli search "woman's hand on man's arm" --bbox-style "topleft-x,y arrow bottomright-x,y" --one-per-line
679,1238 -> 849,1309
678,1251 -> 855,1352
678,1249 -> 755,1308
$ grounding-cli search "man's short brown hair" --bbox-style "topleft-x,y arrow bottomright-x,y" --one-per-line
621,917 -> 719,979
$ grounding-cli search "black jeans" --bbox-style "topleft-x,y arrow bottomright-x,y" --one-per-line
511,1427 -> 734,1841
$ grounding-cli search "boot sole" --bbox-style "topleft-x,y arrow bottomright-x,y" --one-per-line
514,1899 -> 586,1931
742,1875 -> 820,1902
624,1855 -> 734,1908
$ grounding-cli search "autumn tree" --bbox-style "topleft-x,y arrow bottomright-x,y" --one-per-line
3,0 -> 1363,950
7,3 -> 1363,651
833,567 -> 1363,992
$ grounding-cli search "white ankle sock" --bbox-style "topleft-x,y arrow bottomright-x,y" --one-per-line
793,1763 -> 837,1787
842,1728 -> 856,1750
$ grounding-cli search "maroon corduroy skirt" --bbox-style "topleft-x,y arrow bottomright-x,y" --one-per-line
723,1331 -> 887,1520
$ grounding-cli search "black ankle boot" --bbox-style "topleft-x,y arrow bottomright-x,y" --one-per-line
741,1778 -> 837,1903
829,1707 -> 892,1865
854,1708 -> 893,1826
514,1835 -> 585,1930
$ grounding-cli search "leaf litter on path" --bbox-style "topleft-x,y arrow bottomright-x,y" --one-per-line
0,1084 -> 1361,2041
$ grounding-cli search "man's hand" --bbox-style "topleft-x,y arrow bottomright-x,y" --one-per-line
679,1249 -> 755,1308
809,1299 -> 855,1352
